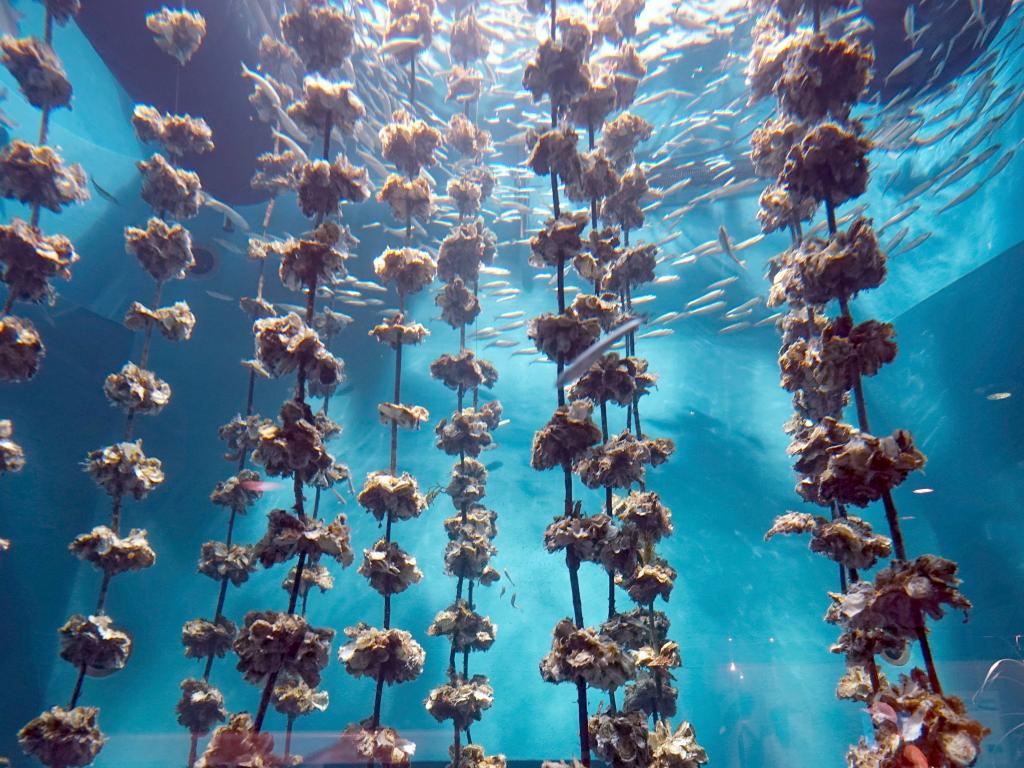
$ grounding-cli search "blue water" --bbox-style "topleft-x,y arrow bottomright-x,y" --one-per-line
2,1 -> 1024,766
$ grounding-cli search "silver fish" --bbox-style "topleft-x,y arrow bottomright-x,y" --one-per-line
556,318 -> 643,388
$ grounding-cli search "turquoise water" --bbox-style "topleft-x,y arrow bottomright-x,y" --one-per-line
3,1 -> 1024,766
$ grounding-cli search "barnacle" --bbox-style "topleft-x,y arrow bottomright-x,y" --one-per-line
146,8 -> 206,65
648,720 -> 708,768
427,600 -> 497,652
751,116 -> 803,179
570,353 -> 654,406
218,414 -> 272,462
540,618 -> 634,691
272,675 -> 329,718
532,211 -> 589,268
339,622 -> 425,683
252,508 -> 354,568
571,291 -> 623,330
436,408 -> 493,457
777,32 -> 873,122
757,181 -> 818,233
258,35 -> 302,79
69,526 -> 155,576
1,36 -> 72,110
782,122 -> 870,207
296,156 -> 371,217
544,513 -> 612,563
430,350 -> 497,391
0,314 -> 44,381
523,39 -> 590,113
132,105 -> 215,156
588,711 -> 650,768
620,558 -> 676,604
576,431 -> 651,489
378,402 -> 430,430
0,218 -> 78,304
84,440 -> 164,499
280,0 -> 355,73
601,165 -> 648,232
528,309 -> 600,363
602,607 -> 669,651
0,418 -> 26,473
374,246 -> 437,296
195,712 -> 285,768
817,427 -> 926,507
251,150 -> 301,192
358,470 -> 426,521
369,313 -> 430,347
253,313 -> 343,393
124,217 -> 194,282
234,610 -> 334,687
176,678 -> 226,735
607,43 -> 646,108
198,540 -> 257,586
18,706 -> 105,768
288,75 -> 366,136
623,671 -> 678,720
380,109 -> 443,177
59,614 -> 131,677
182,616 -> 236,660
378,173 -> 432,222
800,218 -> 887,303
282,561 -> 335,597
566,149 -> 620,203
342,722 -> 415,765
600,112 -> 652,170
527,128 -> 582,185
570,76 -> 618,131
383,0 -> 436,63
445,459 -> 489,510
0,141 -> 88,212
426,676 -> 494,729
444,530 -> 495,579
252,399 -> 343,486
606,243 -> 656,292
450,11 -> 489,63
359,538 -> 423,595
436,276 -> 481,327
765,510 -> 892,570
313,307 -> 353,339
446,113 -> 491,160
449,744 -> 506,768
137,154 -> 202,219
447,175 -> 482,217
103,363 -> 171,415
124,300 -> 196,341
615,490 -> 672,541
532,400 -> 602,469
438,219 -> 494,282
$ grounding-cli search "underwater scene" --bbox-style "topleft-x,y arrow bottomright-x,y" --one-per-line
2,0 -> 1024,766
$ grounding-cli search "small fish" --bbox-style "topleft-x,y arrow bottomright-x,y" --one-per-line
496,295 -> 518,303
686,300 -> 727,317
937,181 -> 984,214
987,392 -> 1011,401
424,486 -> 443,506
504,569 -> 516,586
886,49 -> 924,83
638,329 -> 674,339
497,311 -> 525,319
380,36 -> 423,57
499,586 -> 506,598
498,321 -> 525,331
489,288 -> 521,297
556,317 -> 643,388
202,194 -> 249,232
651,311 -> 680,325
754,312 -> 783,328
654,274 -> 680,285
631,294 -> 656,305
480,266 -> 511,276
482,280 -> 510,289
717,226 -> 747,269
912,488 -> 935,494
893,232 -> 932,257
90,178 -> 120,206
497,419 -> 511,428
511,592 -> 518,608
511,348 -> 537,356
241,479 -> 284,492
686,289 -> 725,309
205,290 -> 234,302
719,321 -> 751,334
330,487 -> 347,506
725,297 -> 761,318
485,339 -> 519,348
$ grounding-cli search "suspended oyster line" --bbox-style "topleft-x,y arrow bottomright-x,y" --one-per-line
751,2 -> 988,766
